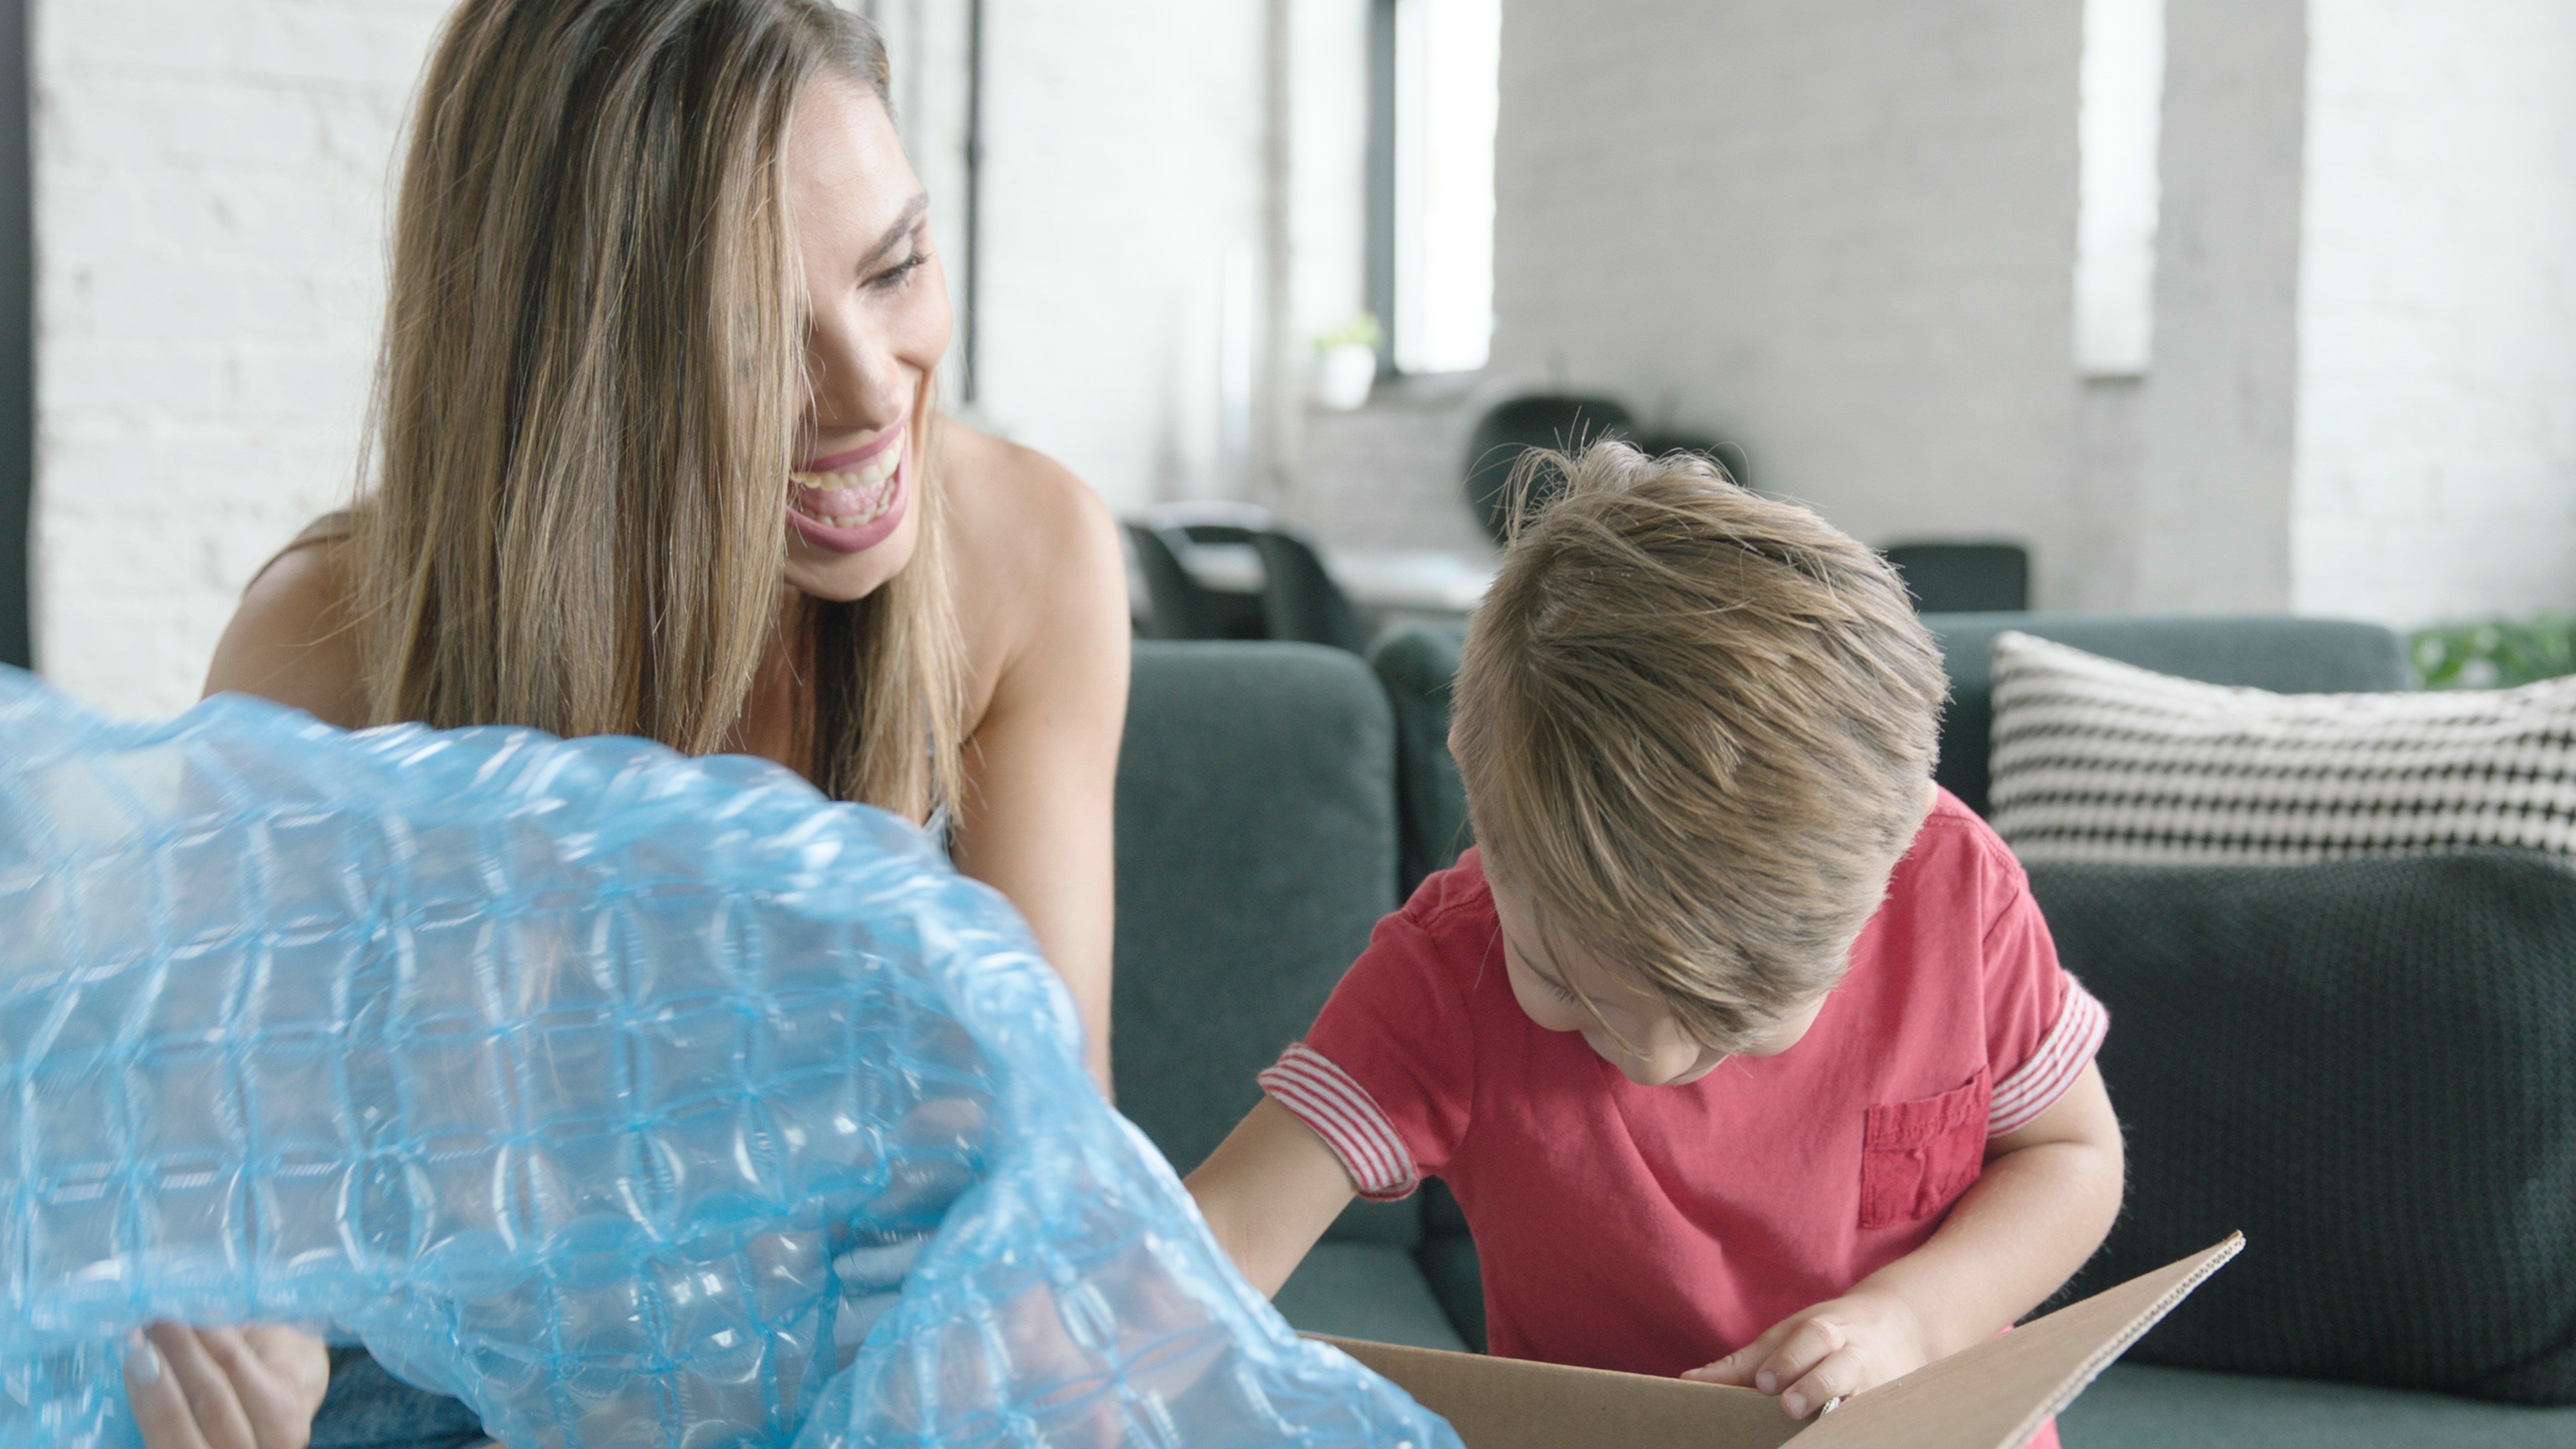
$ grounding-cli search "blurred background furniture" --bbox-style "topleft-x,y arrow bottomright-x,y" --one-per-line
1453,395 -> 1759,551
1110,619 -> 2576,1446
1251,529 -> 1370,654
1126,502 -> 1494,653
1125,522 -> 1256,643
1124,503 -> 1284,643
1633,429 -> 1752,489
1458,394 -> 1634,547
1882,542 -> 2033,614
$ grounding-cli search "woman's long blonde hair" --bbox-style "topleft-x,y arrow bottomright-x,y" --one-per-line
351,0 -> 965,821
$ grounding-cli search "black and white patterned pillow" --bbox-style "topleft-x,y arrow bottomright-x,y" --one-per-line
1988,631 -> 2576,865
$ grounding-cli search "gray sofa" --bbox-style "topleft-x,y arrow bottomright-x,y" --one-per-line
1112,614 -> 2576,1446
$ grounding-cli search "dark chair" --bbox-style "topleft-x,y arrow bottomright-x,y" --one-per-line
1125,521 -> 1214,640
1461,394 -> 1635,546
1126,522 -> 1256,641
1635,429 -> 1753,490
1881,542 -> 2031,614
1253,532 -> 1371,653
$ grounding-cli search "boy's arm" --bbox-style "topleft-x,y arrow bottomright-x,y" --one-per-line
1186,1097 -> 1360,1297
1688,1062 -> 2124,1419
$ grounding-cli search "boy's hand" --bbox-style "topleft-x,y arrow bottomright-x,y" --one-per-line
1682,1289 -> 1930,1419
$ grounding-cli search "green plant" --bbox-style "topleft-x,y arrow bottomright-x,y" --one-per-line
2410,614 -> 2576,689
1311,311 -> 1383,353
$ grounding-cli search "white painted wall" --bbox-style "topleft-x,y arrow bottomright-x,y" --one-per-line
965,0 -> 1366,513
1489,0 -> 2098,605
1489,0 -> 2576,626
2089,0 -> 2306,614
2291,0 -> 2576,626
33,0 -> 449,715
967,0 -> 1268,507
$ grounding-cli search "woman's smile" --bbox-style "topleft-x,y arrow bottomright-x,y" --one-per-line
789,411 -> 910,553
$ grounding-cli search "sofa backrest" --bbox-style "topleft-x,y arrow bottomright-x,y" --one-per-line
1368,614 -> 2415,889
2033,851 -> 2576,1403
1367,627 -> 1472,899
1923,612 -> 2411,815
1113,641 -> 1421,1246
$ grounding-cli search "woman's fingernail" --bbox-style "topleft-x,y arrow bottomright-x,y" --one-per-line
1756,1371 -> 1776,1393
127,1337 -> 162,1385
1784,1393 -> 1808,1418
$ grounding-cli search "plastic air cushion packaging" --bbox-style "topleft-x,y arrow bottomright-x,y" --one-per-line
0,667 -> 1457,1449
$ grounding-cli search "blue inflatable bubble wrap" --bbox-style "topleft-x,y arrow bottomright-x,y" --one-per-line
0,667 -> 1458,1449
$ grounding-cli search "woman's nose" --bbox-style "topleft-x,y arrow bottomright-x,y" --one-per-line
808,318 -> 910,427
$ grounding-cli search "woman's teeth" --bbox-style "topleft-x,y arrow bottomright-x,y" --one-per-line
789,441 -> 902,529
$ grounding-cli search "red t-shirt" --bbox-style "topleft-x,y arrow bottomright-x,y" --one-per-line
1260,790 -> 2106,1380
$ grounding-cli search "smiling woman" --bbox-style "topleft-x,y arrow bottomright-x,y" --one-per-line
180,4 -> 1128,1447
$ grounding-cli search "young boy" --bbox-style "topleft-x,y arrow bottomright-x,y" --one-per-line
1185,443 -> 2123,1436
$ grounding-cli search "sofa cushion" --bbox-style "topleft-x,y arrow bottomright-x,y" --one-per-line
1989,631 -> 2576,864
1273,1243 -> 1472,1352
1368,625 -> 1472,897
1368,615 -> 2418,883
2060,1364 -> 2576,1449
1114,641 -> 1419,1246
2033,851 -> 2576,1403
1925,613 -> 2412,816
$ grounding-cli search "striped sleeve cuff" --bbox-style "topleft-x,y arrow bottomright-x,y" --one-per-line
1988,978 -> 2110,1137
1257,1042 -> 1422,1201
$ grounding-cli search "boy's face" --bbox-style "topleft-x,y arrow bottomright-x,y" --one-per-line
1487,873 -> 1829,1087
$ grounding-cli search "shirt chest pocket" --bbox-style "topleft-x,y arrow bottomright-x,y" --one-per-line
1858,1069 -> 1991,1229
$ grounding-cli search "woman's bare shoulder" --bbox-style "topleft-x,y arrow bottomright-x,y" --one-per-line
939,423 -> 1126,684
941,423 -> 1119,578
202,536 -> 370,729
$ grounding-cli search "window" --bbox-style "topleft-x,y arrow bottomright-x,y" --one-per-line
2074,0 -> 2165,378
1371,0 -> 1498,376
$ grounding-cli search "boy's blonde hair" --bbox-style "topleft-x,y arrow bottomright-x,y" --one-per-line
1451,441 -> 1948,1054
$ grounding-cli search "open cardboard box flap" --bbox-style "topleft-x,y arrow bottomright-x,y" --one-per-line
1320,1234 -> 2242,1449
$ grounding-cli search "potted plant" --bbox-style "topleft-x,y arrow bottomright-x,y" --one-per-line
1309,313 -> 1384,411
2410,613 -> 2576,688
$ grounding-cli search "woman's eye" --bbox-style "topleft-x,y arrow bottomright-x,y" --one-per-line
1546,975 -> 1579,1003
868,248 -> 926,292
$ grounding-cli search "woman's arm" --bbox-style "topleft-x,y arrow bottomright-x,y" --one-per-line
942,432 -> 1131,1092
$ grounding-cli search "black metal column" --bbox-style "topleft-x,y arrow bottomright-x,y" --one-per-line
0,0 -> 30,668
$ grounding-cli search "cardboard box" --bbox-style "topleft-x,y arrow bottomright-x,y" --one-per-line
1321,1234 -> 2242,1449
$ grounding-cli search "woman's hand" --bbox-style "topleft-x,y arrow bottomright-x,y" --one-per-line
1684,1289 -> 1929,1419
124,1324 -> 329,1449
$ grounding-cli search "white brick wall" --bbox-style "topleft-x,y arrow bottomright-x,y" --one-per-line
57,0 -> 2550,707
34,0 -> 1338,716
1490,0 -> 2096,604
34,0 -> 449,715
2291,0 -> 2576,626
1491,0 -> 2576,626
